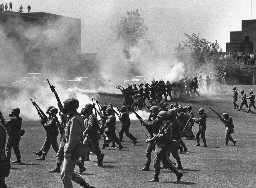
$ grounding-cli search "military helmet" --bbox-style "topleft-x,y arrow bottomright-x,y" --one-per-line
106,107 -> 113,114
84,103 -> 94,111
198,108 -> 204,115
222,113 -> 229,120
187,106 -> 192,111
46,106 -> 54,114
149,106 -> 159,114
11,108 -> 20,116
232,86 -> 236,90
50,107 -> 58,114
63,98 -> 79,111
157,111 -> 169,120
250,90 -> 253,95
120,105 -> 127,113
241,90 -> 244,94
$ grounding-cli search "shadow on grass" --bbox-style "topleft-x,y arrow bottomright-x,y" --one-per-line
165,181 -> 197,185
79,172 -> 94,176
181,168 -> 200,172
13,163 -> 40,166
102,164 -> 115,169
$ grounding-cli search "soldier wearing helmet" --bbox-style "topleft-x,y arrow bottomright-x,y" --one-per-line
2,108 -> 23,164
186,106 -> 195,139
143,109 -> 183,182
237,90 -> 248,111
118,106 -> 137,145
60,98 -> 96,188
219,113 -> 236,146
232,86 -> 239,109
102,107 -> 123,150
33,106 -> 60,161
140,106 -> 160,171
176,107 -> 188,153
193,108 -> 207,147
246,90 -> 256,113
81,103 -> 104,167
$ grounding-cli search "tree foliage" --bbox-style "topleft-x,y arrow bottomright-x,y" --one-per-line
115,9 -> 148,48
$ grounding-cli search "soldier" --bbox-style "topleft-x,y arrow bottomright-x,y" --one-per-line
237,90 -> 248,111
232,86 -> 239,109
247,90 -> 256,113
102,107 -> 123,150
81,103 -> 104,167
61,98 -> 96,188
146,110 -> 183,182
0,111 -> 7,188
186,106 -> 195,139
49,111 -> 86,174
193,108 -> 207,147
27,5 -> 31,13
9,2 -> 12,11
4,3 -> 7,11
176,107 -> 188,153
220,113 -> 237,146
118,105 -> 137,145
33,107 -> 60,160
169,109 -> 184,169
2,108 -> 23,163
140,106 -> 160,171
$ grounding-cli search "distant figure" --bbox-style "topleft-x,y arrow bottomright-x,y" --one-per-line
0,3 -> 3,11
18,5 -> 23,13
4,3 -> 8,11
9,2 -> 12,11
27,5 -> 31,13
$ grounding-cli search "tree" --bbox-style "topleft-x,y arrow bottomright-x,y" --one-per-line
114,9 -> 148,59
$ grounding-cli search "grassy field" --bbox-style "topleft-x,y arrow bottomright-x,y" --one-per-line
5,85 -> 256,188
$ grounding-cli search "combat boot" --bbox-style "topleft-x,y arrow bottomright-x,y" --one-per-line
149,174 -> 159,182
117,144 -> 123,150
49,166 -> 61,173
177,161 -> 183,170
140,164 -> 150,171
176,172 -> 183,182
132,139 -> 137,145
36,153 -> 46,160
233,141 -> 237,146
195,143 -> 200,146
12,159 -> 21,164
33,151 -> 42,157
80,181 -> 96,188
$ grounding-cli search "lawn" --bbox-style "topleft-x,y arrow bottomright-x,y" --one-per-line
5,85 -> 256,188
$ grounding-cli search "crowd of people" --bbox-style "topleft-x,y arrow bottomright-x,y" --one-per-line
0,85 -> 239,187
0,2 -> 31,13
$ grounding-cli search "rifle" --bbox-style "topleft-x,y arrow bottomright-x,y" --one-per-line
128,106 -> 149,138
146,120 -> 171,143
209,107 -> 222,119
30,98 -> 48,126
180,114 -> 193,138
47,79 -> 64,113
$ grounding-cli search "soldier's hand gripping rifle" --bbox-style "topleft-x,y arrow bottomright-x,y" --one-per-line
47,79 -> 64,113
30,98 -> 48,129
146,120 -> 171,143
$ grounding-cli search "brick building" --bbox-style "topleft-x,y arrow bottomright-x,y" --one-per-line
226,19 -> 256,55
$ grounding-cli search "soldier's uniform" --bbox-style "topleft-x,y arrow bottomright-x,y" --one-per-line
82,104 -> 104,167
60,98 -> 96,188
194,108 -> 207,147
0,114 -> 7,188
247,90 -> 256,113
5,108 -> 22,163
140,106 -> 160,171
238,90 -> 248,111
34,107 -> 60,160
186,106 -> 195,139
220,113 -> 236,146
149,110 -> 183,182
118,106 -> 137,144
103,108 -> 123,150
232,86 -> 239,109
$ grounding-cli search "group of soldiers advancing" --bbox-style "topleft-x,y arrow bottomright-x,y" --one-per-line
232,86 -> 256,113
117,77 -> 200,111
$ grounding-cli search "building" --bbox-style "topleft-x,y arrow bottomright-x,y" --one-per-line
226,19 -> 256,55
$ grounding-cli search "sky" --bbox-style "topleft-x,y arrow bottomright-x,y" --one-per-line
7,0 -> 256,53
